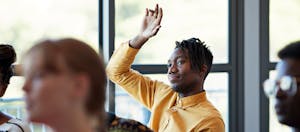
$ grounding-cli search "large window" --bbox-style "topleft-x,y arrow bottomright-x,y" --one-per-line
0,0 -> 98,131
269,0 -> 300,62
115,0 -> 228,64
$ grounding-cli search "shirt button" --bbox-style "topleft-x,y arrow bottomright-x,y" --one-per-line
171,108 -> 177,112
178,100 -> 182,105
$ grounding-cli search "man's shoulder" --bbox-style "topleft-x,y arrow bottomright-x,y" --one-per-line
193,100 -> 223,119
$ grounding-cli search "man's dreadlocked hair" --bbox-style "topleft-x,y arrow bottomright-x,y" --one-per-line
175,38 -> 213,79
278,40 -> 300,60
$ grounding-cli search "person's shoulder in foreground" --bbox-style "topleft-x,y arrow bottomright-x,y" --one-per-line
0,118 -> 31,132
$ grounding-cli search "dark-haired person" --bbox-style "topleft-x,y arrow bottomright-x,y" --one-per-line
22,38 -> 106,132
264,41 -> 300,131
106,112 -> 153,132
0,45 -> 31,132
106,4 -> 224,132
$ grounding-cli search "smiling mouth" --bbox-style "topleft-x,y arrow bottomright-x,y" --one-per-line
168,75 -> 180,82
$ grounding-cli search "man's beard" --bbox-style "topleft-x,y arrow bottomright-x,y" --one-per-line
171,81 -> 197,94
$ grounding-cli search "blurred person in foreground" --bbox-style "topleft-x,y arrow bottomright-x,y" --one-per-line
22,38 -> 106,132
106,4 -> 224,132
264,41 -> 300,132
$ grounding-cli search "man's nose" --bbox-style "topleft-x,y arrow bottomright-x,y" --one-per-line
168,64 -> 178,74
275,86 -> 288,99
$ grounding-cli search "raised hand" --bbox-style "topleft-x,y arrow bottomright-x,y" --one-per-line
129,4 -> 163,49
140,4 -> 163,39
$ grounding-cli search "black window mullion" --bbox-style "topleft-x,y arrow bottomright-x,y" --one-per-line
259,0 -> 270,132
99,0 -> 103,53
132,64 -> 232,74
269,62 -> 276,70
229,0 -> 244,131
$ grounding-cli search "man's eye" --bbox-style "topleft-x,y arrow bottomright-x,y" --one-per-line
177,60 -> 184,65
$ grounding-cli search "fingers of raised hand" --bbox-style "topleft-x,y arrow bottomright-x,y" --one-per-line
149,9 -> 155,17
157,7 -> 163,24
154,4 -> 158,18
147,4 -> 160,18
145,8 -> 149,16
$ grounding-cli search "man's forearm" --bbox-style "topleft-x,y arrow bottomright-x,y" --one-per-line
129,35 -> 149,49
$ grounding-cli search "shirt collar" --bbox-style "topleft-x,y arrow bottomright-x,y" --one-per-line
176,91 -> 207,108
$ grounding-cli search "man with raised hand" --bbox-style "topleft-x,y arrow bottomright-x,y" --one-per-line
106,4 -> 224,132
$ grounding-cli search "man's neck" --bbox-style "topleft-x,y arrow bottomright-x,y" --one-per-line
178,89 -> 204,98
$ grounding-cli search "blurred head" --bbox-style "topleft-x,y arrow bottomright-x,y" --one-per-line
167,38 -> 213,95
22,38 -> 106,125
0,44 -> 16,97
265,41 -> 300,128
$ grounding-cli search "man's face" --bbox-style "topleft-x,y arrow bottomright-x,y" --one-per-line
274,59 -> 300,127
167,48 -> 202,94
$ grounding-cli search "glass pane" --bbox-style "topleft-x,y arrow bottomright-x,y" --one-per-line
0,0 -> 99,64
0,1 -> 98,131
115,85 -> 151,125
115,0 -> 228,64
3,77 -> 25,99
268,70 -> 290,132
115,72 -> 228,131
270,0 -> 300,62
204,72 -> 228,132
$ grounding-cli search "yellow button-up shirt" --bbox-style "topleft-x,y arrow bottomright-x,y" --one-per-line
106,42 -> 225,132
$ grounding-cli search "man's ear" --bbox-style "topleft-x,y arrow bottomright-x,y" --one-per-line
200,65 -> 208,77
72,73 -> 90,99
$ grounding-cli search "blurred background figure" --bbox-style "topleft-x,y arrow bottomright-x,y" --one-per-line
106,112 -> 153,132
0,44 -> 31,132
264,41 -> 300,132
22,38 -> 106,132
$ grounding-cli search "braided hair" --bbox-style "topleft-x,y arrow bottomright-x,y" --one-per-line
175,38 -> 213,79
0,44 -> 16,85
